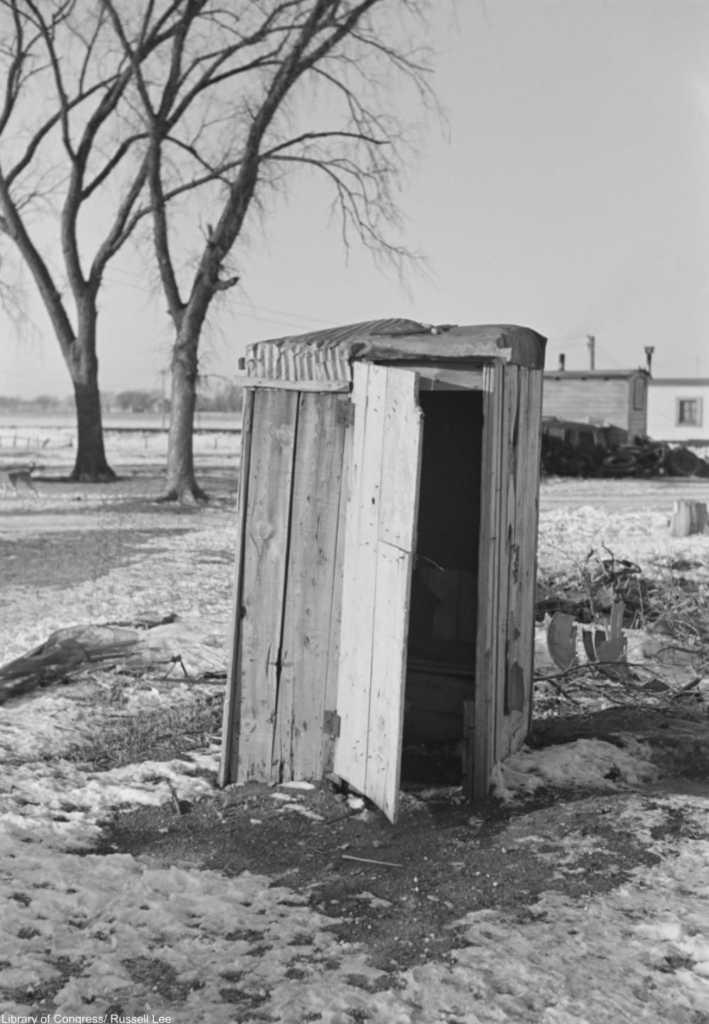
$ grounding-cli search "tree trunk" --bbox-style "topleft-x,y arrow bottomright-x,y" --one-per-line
162,326 -> 206,502
69,306 -> 115,482
71,378 -> 115,482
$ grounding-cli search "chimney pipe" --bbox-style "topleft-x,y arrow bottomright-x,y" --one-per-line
558,353 -> 566,371
587,334 -> 596,370
644,346 -> 655,374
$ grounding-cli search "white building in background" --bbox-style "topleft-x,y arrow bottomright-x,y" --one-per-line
647,378 -> 709,445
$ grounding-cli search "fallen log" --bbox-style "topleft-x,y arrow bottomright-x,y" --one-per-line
0,615 -> 225,704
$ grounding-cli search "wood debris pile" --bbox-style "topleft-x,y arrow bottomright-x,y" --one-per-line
536,548 -> 709,709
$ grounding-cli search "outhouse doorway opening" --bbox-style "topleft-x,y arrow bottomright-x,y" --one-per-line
402,388 -> 484,786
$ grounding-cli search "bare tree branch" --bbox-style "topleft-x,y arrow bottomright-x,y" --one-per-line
0,0 -> 438,493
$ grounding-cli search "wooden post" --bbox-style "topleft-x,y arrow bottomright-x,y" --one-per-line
670,500 -> 708,537
219,388 -> 255,787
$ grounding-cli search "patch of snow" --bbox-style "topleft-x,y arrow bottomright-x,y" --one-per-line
0,749 -> 220,851
0,675 -> 221,762
492,736 -> 658,802
0,519 -> 235,665
1,485 -> 708,1020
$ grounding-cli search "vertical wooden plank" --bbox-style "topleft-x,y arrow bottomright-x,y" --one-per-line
236,388 -> 299,782
494,365 -> 519,758
497,368 -> 544,759
365,369 -> 422,821
275,392 -> 348,781
522,370 -> 544,736
498,366 -> 525,758
334,362 -> 384,793
219,388 -> 255,787
321,396 -> 354,773
472,362 -> 504,800
334,365 -> 422,822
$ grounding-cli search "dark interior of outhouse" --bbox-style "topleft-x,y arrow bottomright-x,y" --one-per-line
402,388 -> 484,783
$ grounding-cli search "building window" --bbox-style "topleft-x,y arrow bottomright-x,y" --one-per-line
676,398 -> 703,427
632,378 -> 645,410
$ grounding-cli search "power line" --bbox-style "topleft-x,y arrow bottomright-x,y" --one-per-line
232,302 -> 330,327
105,269 -> 330,333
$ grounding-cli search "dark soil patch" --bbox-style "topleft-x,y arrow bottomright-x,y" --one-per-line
0,527 -> 188,589
530,705 -> 709,778
102,778 -> 697,972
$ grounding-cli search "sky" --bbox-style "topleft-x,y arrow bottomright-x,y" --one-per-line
1,0 -> 709,397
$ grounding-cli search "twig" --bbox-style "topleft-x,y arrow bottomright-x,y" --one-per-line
342,854 -> 402,868
161,654 -> 193,680
534,673 -> 583,705
325,809 -> 363,826
671,676 -> 703,699
535,659 -> 668,683
167,782 -> 183,815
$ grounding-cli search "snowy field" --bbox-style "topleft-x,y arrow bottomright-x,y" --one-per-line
0,414 -> 240,471
0,458 -> 708,1021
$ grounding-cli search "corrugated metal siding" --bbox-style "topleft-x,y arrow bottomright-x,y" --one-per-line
242,321 -> 547,382
244,319 -> 422,383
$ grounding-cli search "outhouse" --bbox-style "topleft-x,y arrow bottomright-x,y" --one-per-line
219,319 -> 546,822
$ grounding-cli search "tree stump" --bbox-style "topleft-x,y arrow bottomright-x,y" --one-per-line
670,500 -> 708,537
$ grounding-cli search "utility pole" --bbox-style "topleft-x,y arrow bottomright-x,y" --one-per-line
586,334 -> 596,370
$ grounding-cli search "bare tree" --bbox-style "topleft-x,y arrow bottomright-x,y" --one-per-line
0,0 -> 188,479
102,0 -> 435,501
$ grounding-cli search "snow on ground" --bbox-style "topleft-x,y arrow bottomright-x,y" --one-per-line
0,499 -> 235,666
491,735 -> 659,801
1,490 -> 709,1019
0,417 -> 240,469
538,503 -> 709,579
410,808 -> 709,1024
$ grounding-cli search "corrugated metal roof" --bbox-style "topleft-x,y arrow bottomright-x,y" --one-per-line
241,319 -> 545,384
256,318 -> 424,349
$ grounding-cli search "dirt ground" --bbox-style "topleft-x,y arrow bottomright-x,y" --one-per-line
2,468 -> 709,1020
101,770 -> 707,975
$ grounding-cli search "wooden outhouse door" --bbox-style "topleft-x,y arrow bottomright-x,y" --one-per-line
333,363 -> 423,823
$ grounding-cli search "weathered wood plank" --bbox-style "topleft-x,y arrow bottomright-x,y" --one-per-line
670,499 -> 708,537
321,397 -> 354,774
520,370 -> 544,737
236,377 -> 351,393
236,388 -> 299,782
366,368 -> 422,821
219,388 -> 255,787
366,545 -> 412,820
334,365 -> 422,822
377,364 -> 484,391
275,392 -> 348,781
493,366 -> 519,760
472,361 -> 504,799
334,362 -> 384,795
499,367 -> 530,759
